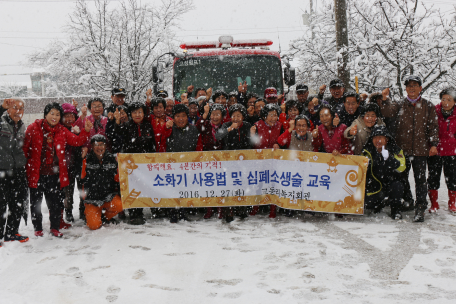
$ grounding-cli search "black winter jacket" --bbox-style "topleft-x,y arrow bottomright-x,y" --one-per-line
216,121 -> 252,150
114,119 -> 156,153
82,151 -> 119,206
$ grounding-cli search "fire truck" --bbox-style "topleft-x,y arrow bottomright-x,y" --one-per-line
154,36 -> 295,100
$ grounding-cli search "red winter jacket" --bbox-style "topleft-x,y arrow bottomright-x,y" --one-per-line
196,118 -> 223,151
313,123 -> 352,155
436,103 -> 456,156
150,114 -> 172,152
253,120 -> 283,149
23,119 -> 89,189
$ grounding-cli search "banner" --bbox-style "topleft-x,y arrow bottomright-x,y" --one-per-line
118,150 -> 368,215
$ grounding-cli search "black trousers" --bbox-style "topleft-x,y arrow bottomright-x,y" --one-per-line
64,174 -> 84,215
0,168 -> 28,240
427,155 -> 456,191
30,174 -> 64,231
365,180 -> 404,212
401,156 -> 428,210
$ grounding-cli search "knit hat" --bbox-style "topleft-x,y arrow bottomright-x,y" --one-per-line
62,103 -> 78,119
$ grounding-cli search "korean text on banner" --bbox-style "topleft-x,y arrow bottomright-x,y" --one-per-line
118,149 -> 368,215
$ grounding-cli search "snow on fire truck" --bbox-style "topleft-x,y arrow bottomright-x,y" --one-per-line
154,35 -> 295,100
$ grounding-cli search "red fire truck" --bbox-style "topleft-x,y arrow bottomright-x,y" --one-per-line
157,36 -> 295,100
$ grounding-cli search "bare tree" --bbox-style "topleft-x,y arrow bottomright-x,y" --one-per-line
28,0 -> 193,100
290,0 -> 456,95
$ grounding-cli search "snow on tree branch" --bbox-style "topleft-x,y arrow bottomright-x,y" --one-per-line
288,0 -> 456,96
27,0 -> 193,100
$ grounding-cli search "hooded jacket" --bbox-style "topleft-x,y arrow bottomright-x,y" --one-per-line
362,126 -> 406,196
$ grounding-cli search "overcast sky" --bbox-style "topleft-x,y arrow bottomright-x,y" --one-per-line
0,0 -> 453,88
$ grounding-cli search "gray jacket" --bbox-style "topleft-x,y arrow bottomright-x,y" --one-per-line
0,111 -> 27,170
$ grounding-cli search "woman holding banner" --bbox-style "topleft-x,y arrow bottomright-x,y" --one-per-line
165,104 -> 203,223
113,102 -> 156,225
216,104 -> 252,222
197,103 -> 226,219
312,105 -> 352,156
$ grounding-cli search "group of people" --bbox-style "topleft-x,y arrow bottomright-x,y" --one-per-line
1,75 -> 455,246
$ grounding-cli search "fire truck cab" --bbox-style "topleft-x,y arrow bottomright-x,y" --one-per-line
162,35 -> 295,100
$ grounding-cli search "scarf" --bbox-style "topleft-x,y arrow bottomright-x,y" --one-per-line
442,107 -> 454,119
41,120 -> 57,165
407,95 -> 421,104
211,122 -> 221,142
93,117 -> 104,132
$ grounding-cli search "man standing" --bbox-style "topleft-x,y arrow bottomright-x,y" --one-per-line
378,76 -> 439,222
106,87 -> 127,118
318,79 -> 345,108
0,98 -> 29,246
295,83 -> 309,106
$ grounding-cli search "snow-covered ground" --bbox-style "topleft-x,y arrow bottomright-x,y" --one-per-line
1,178 -> 456,304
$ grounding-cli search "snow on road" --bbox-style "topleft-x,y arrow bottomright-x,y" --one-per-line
1,192 -> 456,303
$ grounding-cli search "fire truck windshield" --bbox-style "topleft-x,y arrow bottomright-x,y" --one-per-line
173,55 -> 283,99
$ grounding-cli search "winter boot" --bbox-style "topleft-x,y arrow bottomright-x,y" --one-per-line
34,230 -> 44,237
117,210 -> 126,220
4,234 -> 29,243
50,229 -> 63,238
390,204 -> 402,220
250,205 -> 259,216
413,208 -> 425,222
65,209 -> 74,222
203,208 -> 213,219
59,210 -> 72,230
449,190 -> 456,213
269,205 -> 277,218
284,209 -> 294,217
169,209 -> 178,223
428,190 -> 439,213
225,208 -> 234,223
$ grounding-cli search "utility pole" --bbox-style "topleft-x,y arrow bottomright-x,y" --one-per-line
334,0 -> 350,87
310,0 -> 315,39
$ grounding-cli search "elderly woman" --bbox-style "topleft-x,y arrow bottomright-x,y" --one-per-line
24,102 -> 93,237
427,87 -> 456,213
344,103 -> 385,155
74,98 -> 108,158
0,98 -> 29,245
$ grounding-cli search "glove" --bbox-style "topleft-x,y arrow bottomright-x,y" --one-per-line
381,146 -> 389,160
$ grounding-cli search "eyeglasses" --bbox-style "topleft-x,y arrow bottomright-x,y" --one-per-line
91,106 -> 104,110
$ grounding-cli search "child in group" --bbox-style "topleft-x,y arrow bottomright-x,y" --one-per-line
81,135 -> 123,230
